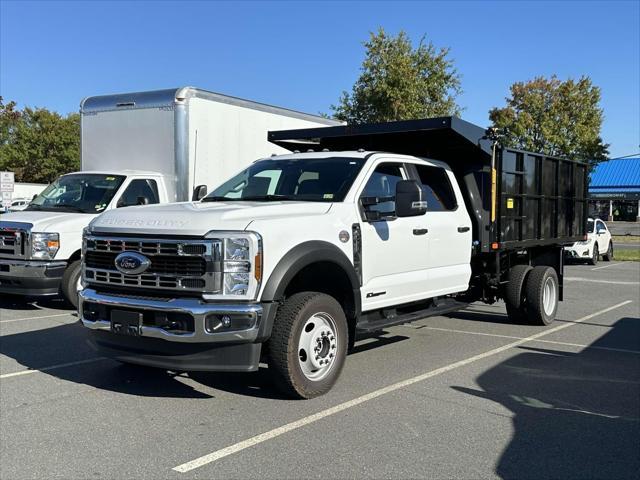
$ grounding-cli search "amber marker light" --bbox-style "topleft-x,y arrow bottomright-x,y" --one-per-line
254,252 -> 263,282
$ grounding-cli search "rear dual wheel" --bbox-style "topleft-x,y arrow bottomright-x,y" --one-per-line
505,265 -> 559,326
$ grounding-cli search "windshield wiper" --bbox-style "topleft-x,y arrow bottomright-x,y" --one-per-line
202,194 -> 296,202
235,195 -> 296,202
201,196 -> 232,202
49,204 -> 89,213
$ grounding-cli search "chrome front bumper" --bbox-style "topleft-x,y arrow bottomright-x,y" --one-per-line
79,288 -> 263,344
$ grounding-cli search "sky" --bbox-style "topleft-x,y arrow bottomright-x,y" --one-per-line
1,0 -> 638,158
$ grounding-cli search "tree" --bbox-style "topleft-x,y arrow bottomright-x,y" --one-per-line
489,76 -> 609,165
331,28 -> 462,123
0,99 -> 80,183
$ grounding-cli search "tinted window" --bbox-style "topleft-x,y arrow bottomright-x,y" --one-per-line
207,157 -> 366,203
587,219 -> 594,233
27,174 -> 126,213
414,165 -> 457,211
118,179 -> 160,207
361,163 -> 406,214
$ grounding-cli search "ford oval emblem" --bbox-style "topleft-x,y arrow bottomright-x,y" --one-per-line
114,252 -> 151,275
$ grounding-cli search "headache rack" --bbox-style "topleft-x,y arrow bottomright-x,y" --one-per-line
269,117 -> 588,254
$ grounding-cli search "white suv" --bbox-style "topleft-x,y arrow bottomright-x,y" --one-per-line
565,218 -> 613,265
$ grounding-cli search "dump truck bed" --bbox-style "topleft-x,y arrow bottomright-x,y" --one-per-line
269,117 -> 588,254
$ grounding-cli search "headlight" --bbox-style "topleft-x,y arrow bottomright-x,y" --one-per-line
31,233 -> 60,260
576,239 -> 591,246
204,231 -> 262,300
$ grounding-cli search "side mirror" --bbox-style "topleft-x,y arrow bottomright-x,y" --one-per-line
192,184 -> 208,201
360,195 -> 394,222
395,180 -> 427,217
136,196 -> 150,206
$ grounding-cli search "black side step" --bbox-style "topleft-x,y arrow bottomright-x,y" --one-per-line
356,298 -> 466,333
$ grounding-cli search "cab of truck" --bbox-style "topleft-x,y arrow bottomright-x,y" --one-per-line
0,170 -> 169,305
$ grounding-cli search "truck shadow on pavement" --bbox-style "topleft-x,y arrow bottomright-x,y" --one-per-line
190,332 -> 410,399
0,295 -> 74,312
0,322 -> 212,398
452,316 -> 640,480
1,319 -> 409,400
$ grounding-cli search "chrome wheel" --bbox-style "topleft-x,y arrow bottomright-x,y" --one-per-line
297,312 -> 338,381
542,276 -> 557,317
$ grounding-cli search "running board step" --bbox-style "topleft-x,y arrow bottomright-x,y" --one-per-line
356,298 -> 466,333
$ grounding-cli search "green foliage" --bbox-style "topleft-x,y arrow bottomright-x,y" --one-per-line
489,76 -> 609,165
331,28 -> 462,123
0,97 -> 80,183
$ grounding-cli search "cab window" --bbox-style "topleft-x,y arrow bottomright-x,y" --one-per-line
118,179 -> 160,208
361,163 -> 407,215
413,164 -> 457,211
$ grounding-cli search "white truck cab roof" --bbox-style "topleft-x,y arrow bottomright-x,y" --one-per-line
61,170 -> 165,178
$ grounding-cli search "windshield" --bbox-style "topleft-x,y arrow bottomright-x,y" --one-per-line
204,157 -> 366,203
587,219 -> 594,233
27,174 -> 126,213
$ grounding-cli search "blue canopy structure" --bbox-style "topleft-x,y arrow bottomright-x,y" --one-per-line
589,158 -> 640,199
588,158 -> 640,221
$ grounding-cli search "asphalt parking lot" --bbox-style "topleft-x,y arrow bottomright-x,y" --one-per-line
1,262 -> 639,479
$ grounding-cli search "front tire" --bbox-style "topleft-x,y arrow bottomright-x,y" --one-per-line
524,266 -> 559,325
61,260 -> 82,308
267,292 -> 348,399
588,244 -> 599,265
603,241 -> 614,261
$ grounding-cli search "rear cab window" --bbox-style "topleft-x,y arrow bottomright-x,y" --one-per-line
412,164 -> 457,211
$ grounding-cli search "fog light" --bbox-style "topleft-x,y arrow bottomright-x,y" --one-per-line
205,313 -> 256,333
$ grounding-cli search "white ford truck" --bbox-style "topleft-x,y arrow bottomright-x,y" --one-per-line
0,87 -> 338,305
80,118 -> 588,398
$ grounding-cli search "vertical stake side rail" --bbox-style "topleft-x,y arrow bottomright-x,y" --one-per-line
536,155 -> 543,241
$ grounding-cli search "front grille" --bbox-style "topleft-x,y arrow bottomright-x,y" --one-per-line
0,229 -> 27,258
83,235 -> 221,294
85,251 -> 206,276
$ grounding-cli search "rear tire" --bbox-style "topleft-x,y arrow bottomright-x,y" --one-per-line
61,260 -> 82,309
505,265 -> 532,323
603,241 -> 614,261
588,244 -> 599,265
267,292 -> 348,399
524,266 -> 559,325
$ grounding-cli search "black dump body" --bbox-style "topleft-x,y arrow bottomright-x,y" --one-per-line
269,117 -> 588,255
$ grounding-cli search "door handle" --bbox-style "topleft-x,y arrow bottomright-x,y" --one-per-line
413,228 -> 428,235
457,226 -> 470,233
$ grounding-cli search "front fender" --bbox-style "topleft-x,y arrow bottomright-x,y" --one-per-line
257,241 -> 361,341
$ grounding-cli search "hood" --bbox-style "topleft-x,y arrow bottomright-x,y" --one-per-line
0,210 -> 97,233
90,201 -> 332,236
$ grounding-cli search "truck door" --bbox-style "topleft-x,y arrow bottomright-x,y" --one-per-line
358,161 -> 431,311
411,163 -> 472,296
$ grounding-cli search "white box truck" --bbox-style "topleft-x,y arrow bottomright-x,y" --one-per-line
0,87 -> 339,306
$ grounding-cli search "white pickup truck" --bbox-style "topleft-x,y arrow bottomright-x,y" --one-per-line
0,87 -> 338,305
79,118 -> 588,398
